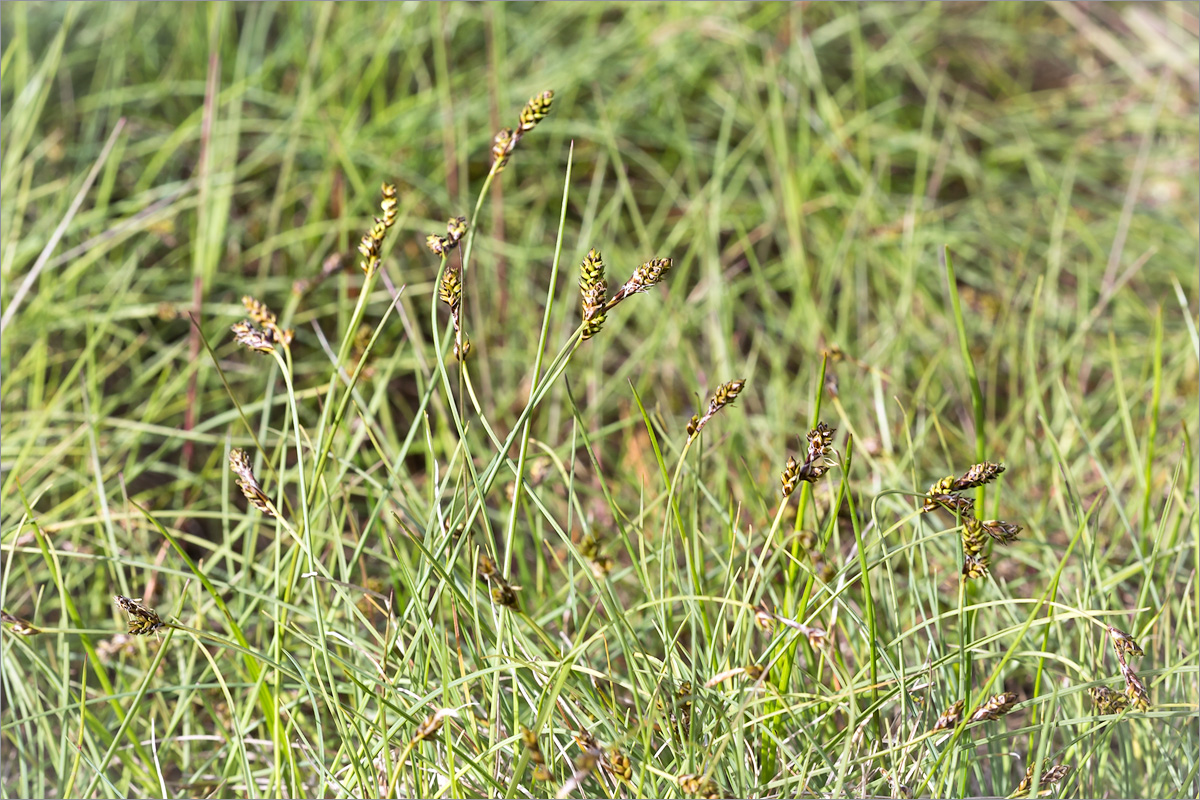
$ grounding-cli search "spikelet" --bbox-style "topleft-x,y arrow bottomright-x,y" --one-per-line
241,295 -> 293,346
491,582 -> 520,611
521,726 -> 551,781
754,605 -> 776,632
615,257 -> 673,301
114,595 -> 164,636
229,448 -> 275,517
578,249 -> 608,340
412,708 -> 458,743
1119,661 -> 1150,711
781,422 -> 837,496
358,183 -> 399,275
1107,625 -> 1144,658
476,551 -> 499,582
439,265 -> 463,312
518,90 -> 554,134
489,90 -> 554,175
687,378 -> 746,440
953,461 -> 1006,491
969,691 -> 1018,722
602,747 -> 632,782
231,320 -> 275,354
980,518 -> 1022,545
0,611 -> 39,636
1012,761 -> 1071,797
677,772 -> 723,799
1088,685 -> 1129,715
933,699 -> 964,731
491,128 -> 516,173
427,216 -> 468,257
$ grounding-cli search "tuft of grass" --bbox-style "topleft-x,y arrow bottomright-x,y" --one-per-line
2,4 -> 1197,799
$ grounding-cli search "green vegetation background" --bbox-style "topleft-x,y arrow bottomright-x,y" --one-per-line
1,3 -> 1197,799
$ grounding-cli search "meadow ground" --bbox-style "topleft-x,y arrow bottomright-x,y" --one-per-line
1,3 -> 1198,798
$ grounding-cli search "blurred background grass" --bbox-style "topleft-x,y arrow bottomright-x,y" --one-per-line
2,2 -> 1197,798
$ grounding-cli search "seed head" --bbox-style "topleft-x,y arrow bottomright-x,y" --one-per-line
754,605 -> 776,632
491,583 -> 519,611
579,249 -> 609,340
980,518 -> 1022,545
687,378 -> 747,440
521,726 -> 550,781
624,257 -> 672,296
1119,661 -> 1150,710
241,296 -> 293,346
1088,685 -> 1129,715
781,422 -> 837,496
1014,761 -> 1071,797
969,691 -> 1018,722
476,551 -> 498,582
1107,626 -> 1144,658
933,699 -> 964,731
380,183 -> 398,227
439,266 -> 462,312
412,709 -> 454,743
677,772 -> 723,799
357,184 -> 398,274
953,461 -> 1006,491
231,320 -> 275,354
0,611 -> 39,636
602,748 -> 632,782
453,337 -> 472,362
114,595 -> 164,636
518,90 -> 554,134
962,552 -> 990,580
229,448 -> 275,517
491,127 -> 515,173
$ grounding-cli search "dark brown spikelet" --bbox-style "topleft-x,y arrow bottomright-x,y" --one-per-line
980,518 -> 1022,545
579,248 -> 608,340
1107,625 -> 1144,658
623,257 -> 672,297
229,448 -> 275,517
953,461 -> 1006,491
1014,761 -> 1071,797
1088,685 -> 1130,715
933,699 -> 965,731
114,595 -> 164,636
969,691 -> 1018,722
781,422 -> 837,496
1119,661 -> 1150,710
962,552 -> 990,580
241,296 -> 293,346
687,378 -> 747,440
231,320 -> 275,354
743,664 -> 766,681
